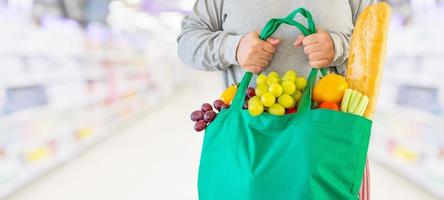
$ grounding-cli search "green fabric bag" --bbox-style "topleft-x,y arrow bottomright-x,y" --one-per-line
198,8 -> 372,200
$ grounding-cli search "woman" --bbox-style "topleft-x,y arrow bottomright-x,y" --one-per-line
177,0 -> 375,199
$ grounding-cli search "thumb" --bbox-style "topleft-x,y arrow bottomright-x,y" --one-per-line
266,37 -> 281,46
293,35 -> 305,47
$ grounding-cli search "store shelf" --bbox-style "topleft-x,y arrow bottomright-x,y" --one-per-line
0,8 -> 186,199
369,104 -> 444,198
371,149 -> 444,199
0,105 -> 153,199
372,12 -> 444,197
370,108 -> 444,199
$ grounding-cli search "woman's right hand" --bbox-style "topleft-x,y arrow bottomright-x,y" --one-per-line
236,32 -> 281,74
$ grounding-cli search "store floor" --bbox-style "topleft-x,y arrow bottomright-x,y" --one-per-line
9,71 -> 438,200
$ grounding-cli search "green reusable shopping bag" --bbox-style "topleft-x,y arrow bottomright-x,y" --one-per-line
198,8 -> 372,200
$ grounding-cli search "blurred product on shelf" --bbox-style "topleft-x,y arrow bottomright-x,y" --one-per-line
0,2 -> 189,198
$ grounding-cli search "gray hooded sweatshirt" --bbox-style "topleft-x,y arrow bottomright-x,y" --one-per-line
177,0 -> 376,87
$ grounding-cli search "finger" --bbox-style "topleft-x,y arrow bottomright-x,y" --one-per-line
245,65 -> 265,74
293,35 -> 305,47
304,43 -> 325,55
302,34 -> 320,46
316,29 -> 328,35
308,52 -> 333,62
253,58 -> 270,68
256,51 -> 273,61
245,67 -> 262,74
262,42 -> 277,54
245,58 -> 269,68
266,37 -> 281,46
309,60 -> 331,68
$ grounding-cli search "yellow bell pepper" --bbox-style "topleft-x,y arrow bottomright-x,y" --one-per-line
220,85 -> 237,105
313,74 -> 349,104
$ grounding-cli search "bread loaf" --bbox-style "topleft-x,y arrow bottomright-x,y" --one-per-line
346,2 -> 392,119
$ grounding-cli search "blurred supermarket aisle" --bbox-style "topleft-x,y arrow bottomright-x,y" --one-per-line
1,0 -> 444,200
8,71 -> 439,200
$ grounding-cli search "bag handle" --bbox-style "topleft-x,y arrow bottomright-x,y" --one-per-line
232,7 -> 327,111
297,68 -> 319,113
259,7 -> 315,40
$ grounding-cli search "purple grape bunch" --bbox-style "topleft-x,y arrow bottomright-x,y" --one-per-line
190,100 -> 230,132
243,87 -> 256,109
190,87 -> 256,132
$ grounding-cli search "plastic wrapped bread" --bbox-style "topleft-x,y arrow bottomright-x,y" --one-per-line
346,2 -> 391,119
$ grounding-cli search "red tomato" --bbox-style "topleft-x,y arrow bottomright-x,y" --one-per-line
286,108 -> 298,114
319,102 -> 339,111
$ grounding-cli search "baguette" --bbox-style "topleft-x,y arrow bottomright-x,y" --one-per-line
346,2 -> 391,119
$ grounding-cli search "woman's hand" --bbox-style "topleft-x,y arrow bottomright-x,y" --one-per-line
236,32 -> 281,74
293,29 -> 335,68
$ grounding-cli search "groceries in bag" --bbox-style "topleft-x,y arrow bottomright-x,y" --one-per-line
312,76 -> 370,117
248,70 -> 307,116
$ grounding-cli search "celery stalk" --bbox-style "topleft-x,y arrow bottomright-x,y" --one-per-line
341,89 -> 353,112
349,92 -> 362,113
347,90 -> 358,112
354,95 -> 369,116
358,96 -> 369,116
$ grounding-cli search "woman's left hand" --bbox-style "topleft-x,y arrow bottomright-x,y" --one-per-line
293,29 -> 335,68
